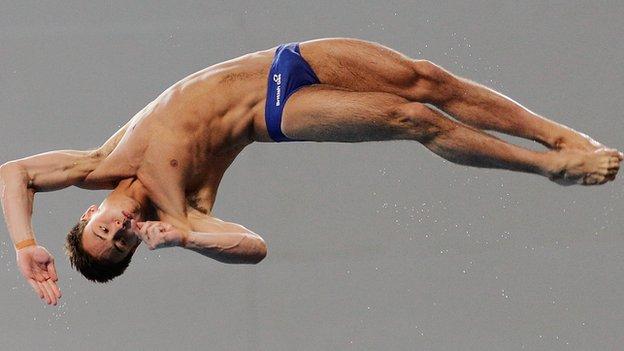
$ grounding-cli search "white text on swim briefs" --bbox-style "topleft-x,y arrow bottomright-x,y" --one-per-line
273,73 -> 282,106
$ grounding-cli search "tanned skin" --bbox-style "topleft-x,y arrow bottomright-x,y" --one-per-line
1,38 -> 621,305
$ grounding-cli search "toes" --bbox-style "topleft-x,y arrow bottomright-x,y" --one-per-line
590,168 -> 619,184
609,158 -> 619,167
583,177 -> 598,186
604,148 -> 622,158
583,174 -> 599,185
583,172 -> 612,185
610,149 -> 624,161
557,147 -> 621,186
608,158 -> 621,179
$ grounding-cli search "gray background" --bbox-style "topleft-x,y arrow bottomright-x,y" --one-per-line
1,1 -> 623,350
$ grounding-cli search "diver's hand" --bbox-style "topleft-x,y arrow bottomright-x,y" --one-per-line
133,220 -> 187,250
16,245 -> 61,305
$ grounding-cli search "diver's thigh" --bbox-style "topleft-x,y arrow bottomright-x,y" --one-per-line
299,38 -> 419,97
281,84 -> 409,142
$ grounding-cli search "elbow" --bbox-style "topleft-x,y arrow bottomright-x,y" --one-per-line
0,161 -> 16,177
0,161 -> 25,181
248,235 -> 267,264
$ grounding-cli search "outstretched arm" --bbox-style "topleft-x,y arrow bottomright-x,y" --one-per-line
0,119 -> 132,304
133,216 -> 267,264
0,150 -> 100,245
0,150 -> 98,305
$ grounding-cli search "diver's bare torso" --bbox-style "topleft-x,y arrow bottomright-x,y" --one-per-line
81,38 -> 365,226
84,51 -> 269,225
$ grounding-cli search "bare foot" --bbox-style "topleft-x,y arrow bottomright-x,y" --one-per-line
547,148 -> 622,186
552,130 -> 604,152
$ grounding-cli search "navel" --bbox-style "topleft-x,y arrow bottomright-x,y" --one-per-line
169,159 -> 179,167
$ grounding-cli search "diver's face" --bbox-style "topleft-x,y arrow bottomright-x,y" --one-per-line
81,205 -> 140,263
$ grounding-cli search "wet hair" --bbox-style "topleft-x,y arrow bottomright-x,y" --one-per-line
64,219 -> 133,283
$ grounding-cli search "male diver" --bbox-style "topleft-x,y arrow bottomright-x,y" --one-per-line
1,38 -> 621,305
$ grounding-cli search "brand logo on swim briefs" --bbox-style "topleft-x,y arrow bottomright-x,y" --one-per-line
273,73 -> 281,84
273,73 -> 282,106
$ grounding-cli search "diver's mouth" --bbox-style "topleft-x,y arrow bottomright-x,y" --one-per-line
121,218 -> 132,231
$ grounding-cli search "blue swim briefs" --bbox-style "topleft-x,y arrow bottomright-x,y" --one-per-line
264,42 -> 320,142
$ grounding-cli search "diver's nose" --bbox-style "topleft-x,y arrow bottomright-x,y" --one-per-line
113,218 -> 124,230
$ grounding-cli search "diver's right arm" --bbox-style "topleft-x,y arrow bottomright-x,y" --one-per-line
0,118 -> 132,305
0,150 -> 100,242
0,150 -> 102,305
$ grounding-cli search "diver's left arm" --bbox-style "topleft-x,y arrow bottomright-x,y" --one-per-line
134,219 -> 267,264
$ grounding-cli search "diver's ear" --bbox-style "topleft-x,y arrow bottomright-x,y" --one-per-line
80,205 -> 99,221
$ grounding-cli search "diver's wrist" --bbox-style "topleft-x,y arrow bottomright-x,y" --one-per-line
176,229 -> 190,248
14,238 -> 37,251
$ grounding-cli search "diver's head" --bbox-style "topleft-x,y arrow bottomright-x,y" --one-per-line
65,190 -> 145,283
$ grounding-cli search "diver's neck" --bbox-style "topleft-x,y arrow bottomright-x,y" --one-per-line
112,178 -> 153,218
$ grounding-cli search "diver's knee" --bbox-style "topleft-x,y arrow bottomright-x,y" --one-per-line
409,60 -> 457,103
389,103 -> 445,142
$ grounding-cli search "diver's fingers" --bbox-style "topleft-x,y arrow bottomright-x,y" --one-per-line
38,281 -> 52,305
135,221 -> 150,239
43,280 -> 57,305
139,222 -> 158,236
28,279 -> 44,300
46,279 -> 61,299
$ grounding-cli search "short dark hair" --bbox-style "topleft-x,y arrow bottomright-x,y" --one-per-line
64,219 -> 133,283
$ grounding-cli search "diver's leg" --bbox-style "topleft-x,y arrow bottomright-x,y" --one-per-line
402,60 -> 607,152
277,85 -> 619,185
300,38 -> 611,152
